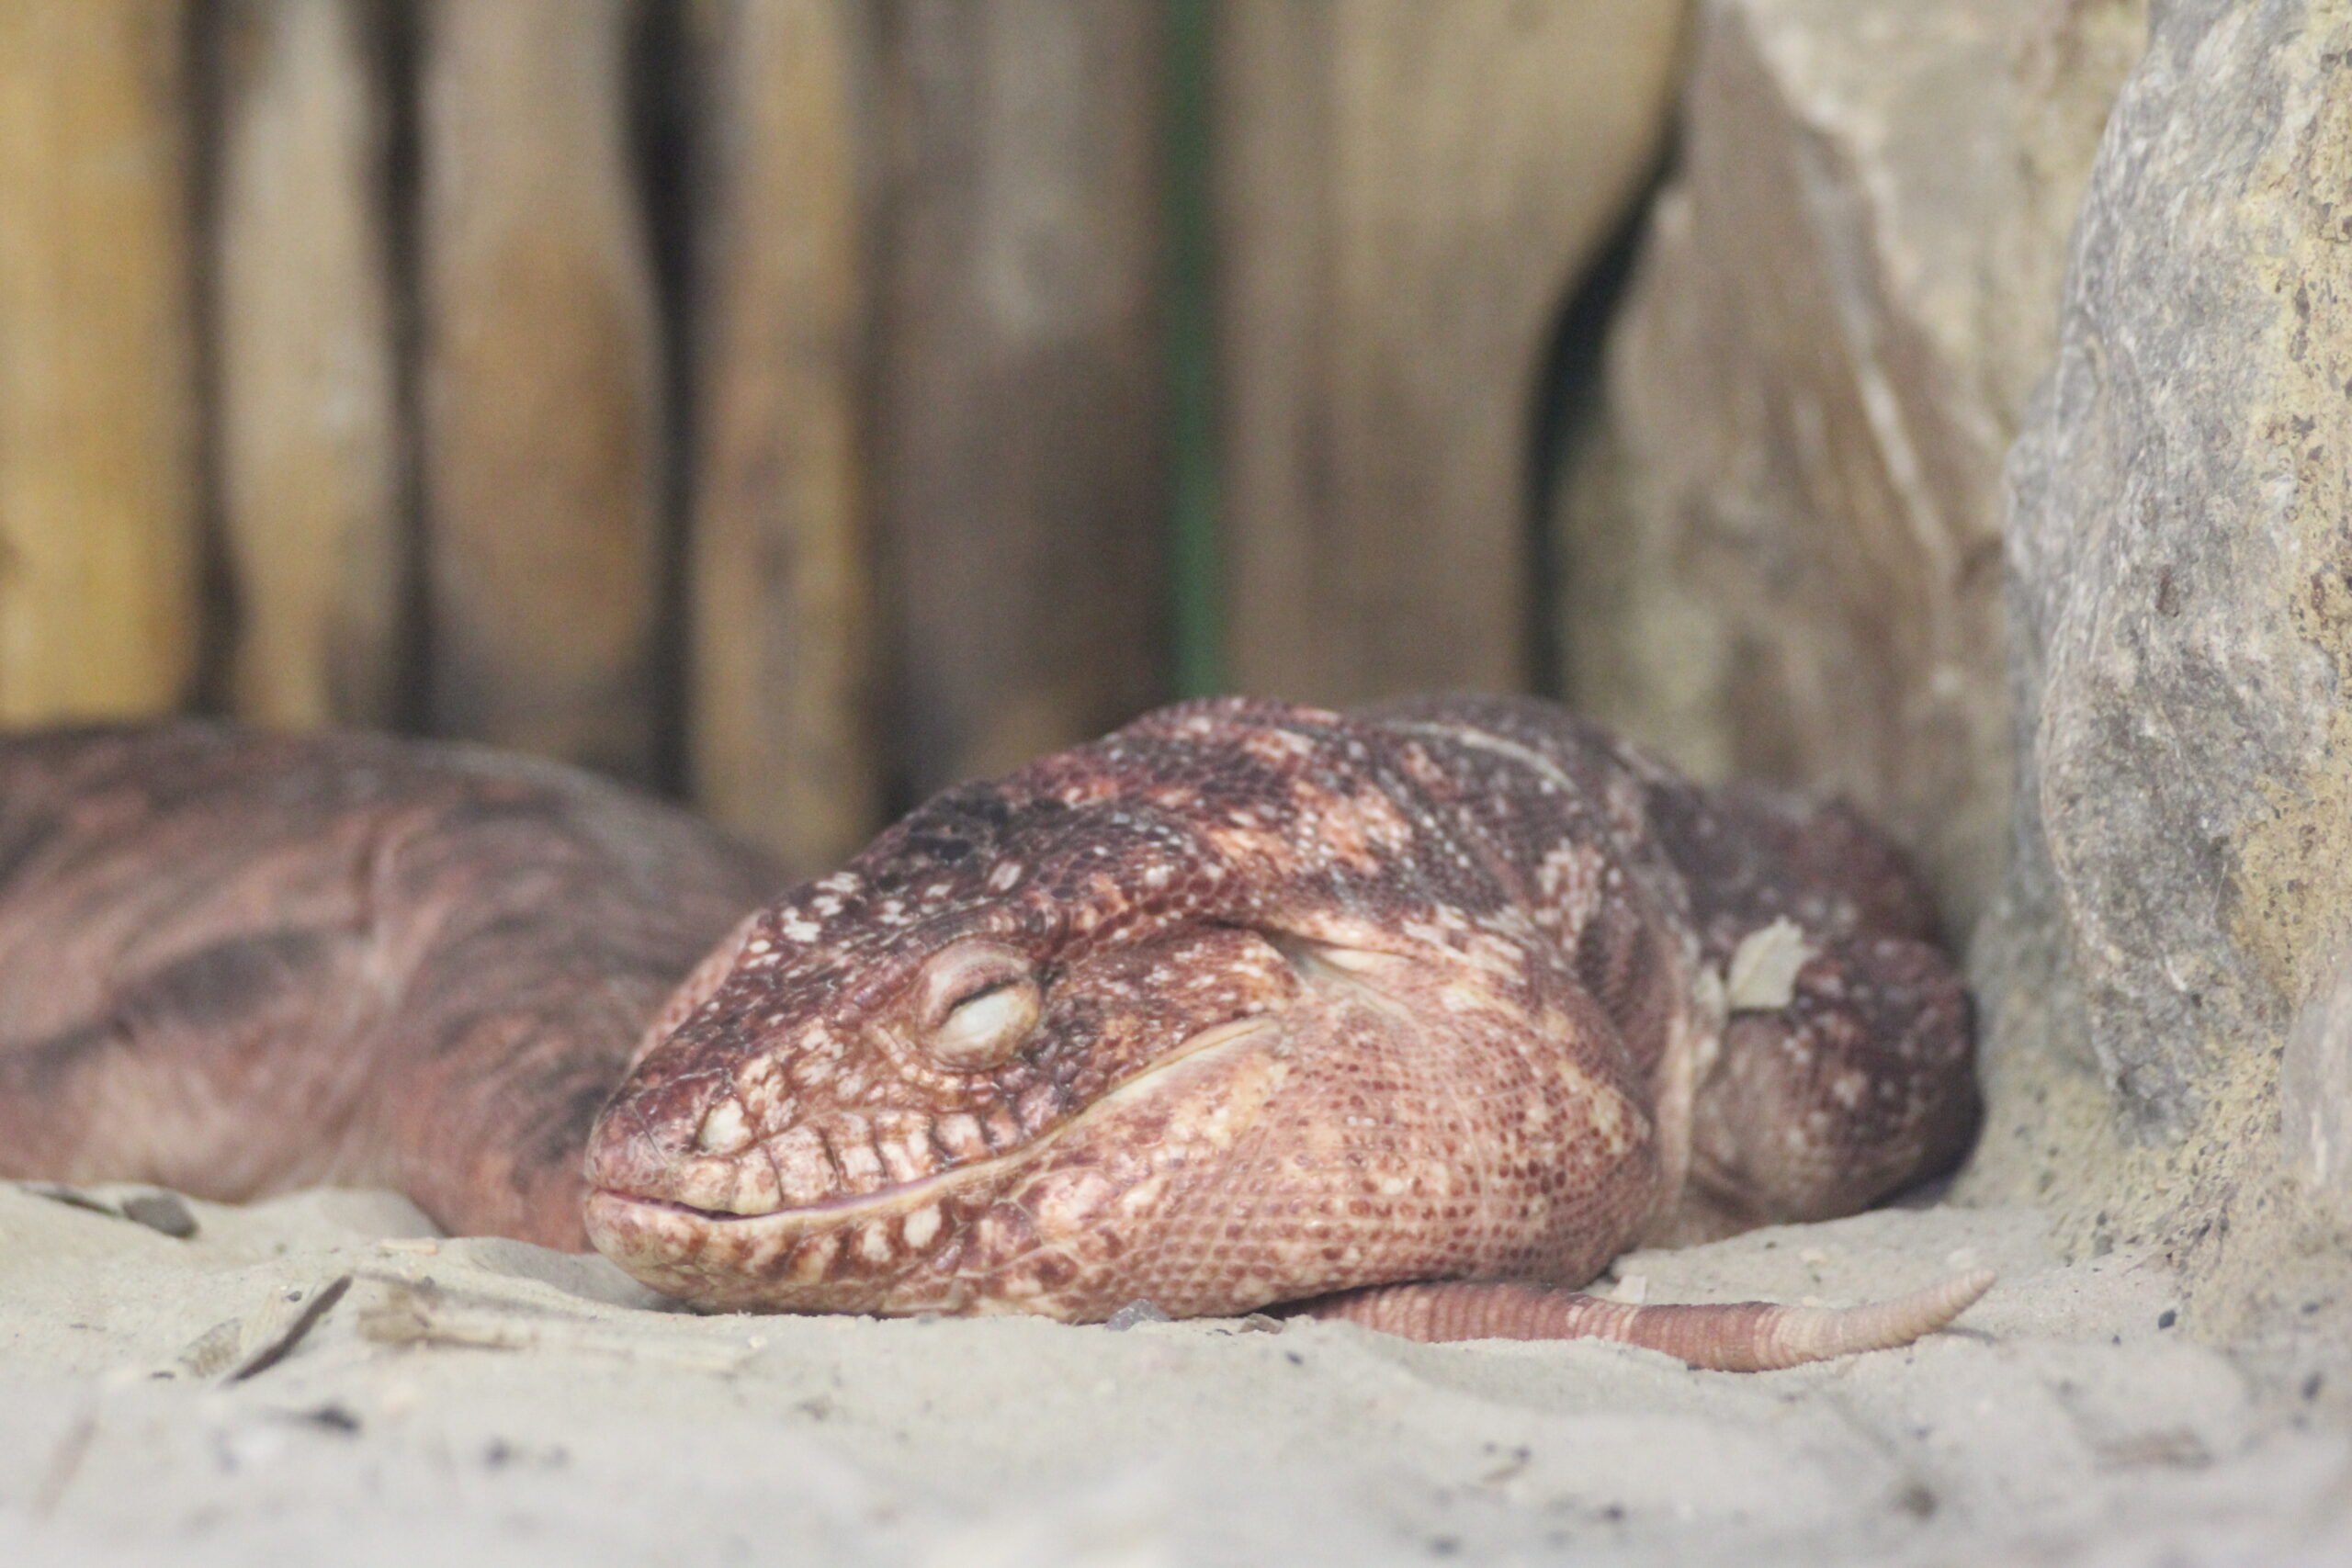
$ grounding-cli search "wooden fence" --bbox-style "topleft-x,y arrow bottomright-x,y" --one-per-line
0,0 -> 1679,873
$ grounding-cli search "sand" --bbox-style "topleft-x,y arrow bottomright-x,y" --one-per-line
2,1180 -> 2346,1566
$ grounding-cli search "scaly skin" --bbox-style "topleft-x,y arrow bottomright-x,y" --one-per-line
0,700 -> 1988,1367
0,723 -> 776,1248
582,695 -> 1987,1356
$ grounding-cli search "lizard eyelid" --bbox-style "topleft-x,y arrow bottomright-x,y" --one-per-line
915,940 -> 1037,1030
912,940 -> 1043,1070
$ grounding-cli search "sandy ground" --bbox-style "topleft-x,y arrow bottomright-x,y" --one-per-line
1,1182 -> 2346,1567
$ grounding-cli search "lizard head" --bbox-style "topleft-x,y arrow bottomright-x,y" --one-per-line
582,698 -> 1653,1319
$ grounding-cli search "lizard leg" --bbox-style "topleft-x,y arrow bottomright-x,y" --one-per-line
1686,930 -> 1979,1231
1300,1269 -> 1996,1369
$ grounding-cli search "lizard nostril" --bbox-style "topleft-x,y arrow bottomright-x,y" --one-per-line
695,1096 -> 753,1155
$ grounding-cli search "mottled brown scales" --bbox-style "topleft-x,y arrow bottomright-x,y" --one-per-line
0,724 -> 775,1247
0,699 -> 1988,1368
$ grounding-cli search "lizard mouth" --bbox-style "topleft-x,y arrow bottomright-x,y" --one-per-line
592,1148 -> 988,1228
583,1012 -> 1284,1298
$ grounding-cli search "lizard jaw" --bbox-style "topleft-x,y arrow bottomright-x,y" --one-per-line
583,1014 -> 1283,1312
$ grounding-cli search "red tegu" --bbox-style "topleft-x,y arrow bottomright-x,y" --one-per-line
0,697 -> 1988,1371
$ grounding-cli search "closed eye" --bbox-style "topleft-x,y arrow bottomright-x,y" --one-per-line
929,978 -> 1041,1069
944,973 -> 1022,1011
914,940 -> 1043,1069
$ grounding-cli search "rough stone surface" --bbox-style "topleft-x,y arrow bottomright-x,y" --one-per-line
1557,0 -> 2146,931
1968,0 -> 2352,1331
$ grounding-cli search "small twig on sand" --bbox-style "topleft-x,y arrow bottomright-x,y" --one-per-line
28,1410 -> 97,1520
226,1274 -> 354,1383
356,1277 -> 754,1374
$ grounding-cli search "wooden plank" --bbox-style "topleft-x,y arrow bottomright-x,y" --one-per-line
871,0 -> 1169,795
1215,0 -> 1687,705
419,0 -> 663,783
0,1 -> 199,721
686,0 -> 879,872
215,0 -> 406,729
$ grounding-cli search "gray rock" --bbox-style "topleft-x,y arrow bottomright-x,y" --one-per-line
120,1190 -> 198,1240
1970,0 -> 2352,1307
1556,0 -> 2146,930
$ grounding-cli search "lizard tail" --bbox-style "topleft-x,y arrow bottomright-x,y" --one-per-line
1302,1269 -> 1996,1371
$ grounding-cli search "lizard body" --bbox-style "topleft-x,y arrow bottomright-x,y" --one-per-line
0,699 -> 1986,1368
